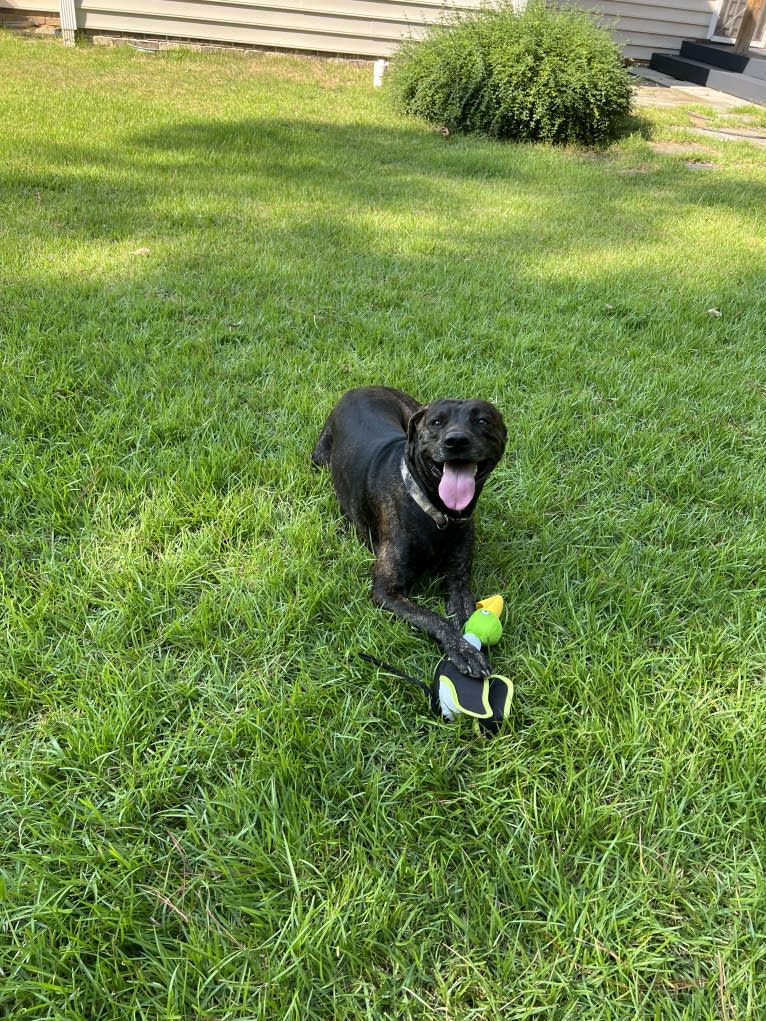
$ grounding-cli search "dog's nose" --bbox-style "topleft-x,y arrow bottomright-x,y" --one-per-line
443,430 -> 471,452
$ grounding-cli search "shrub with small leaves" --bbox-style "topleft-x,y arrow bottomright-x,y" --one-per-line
388,1 -> 633,145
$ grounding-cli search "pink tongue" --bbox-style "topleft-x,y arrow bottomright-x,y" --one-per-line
439,462 -> 477,512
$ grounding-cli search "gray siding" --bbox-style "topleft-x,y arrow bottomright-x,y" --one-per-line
0,0 -> 57,11
0,0 -> 721,60
74,0 -> 482,57
574,0 -> 717,59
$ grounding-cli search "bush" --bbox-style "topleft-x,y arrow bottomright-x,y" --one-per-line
388,1 -> 634,145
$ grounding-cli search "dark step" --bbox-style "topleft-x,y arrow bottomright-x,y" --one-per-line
650,53 -> 766,105
680,40 -> 766,81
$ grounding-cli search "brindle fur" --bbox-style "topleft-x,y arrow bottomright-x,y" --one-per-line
311,386 -> 507,677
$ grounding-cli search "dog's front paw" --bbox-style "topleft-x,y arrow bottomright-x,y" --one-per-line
442,635 -> 491,678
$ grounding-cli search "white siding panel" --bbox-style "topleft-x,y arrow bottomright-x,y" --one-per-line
589,0 -> 711,12
599,14 -> 710,37
80,0 -> 452,37
576,0 -> 717,59
78,19 -> 393,53
0,0 -> 58,11
76,0 -> 481,57
1,0 -> 720,61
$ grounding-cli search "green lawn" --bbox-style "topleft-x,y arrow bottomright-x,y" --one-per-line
2,31 -> 766,1020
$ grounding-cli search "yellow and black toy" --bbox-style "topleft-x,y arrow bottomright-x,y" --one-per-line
433,596 -> 513,734
361,595 -> 513,736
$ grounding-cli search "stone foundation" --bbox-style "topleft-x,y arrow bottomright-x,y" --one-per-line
87,31 -> 369,62
0,9 -> 60,36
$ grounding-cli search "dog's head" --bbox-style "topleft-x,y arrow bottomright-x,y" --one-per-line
407,399 -> 507,513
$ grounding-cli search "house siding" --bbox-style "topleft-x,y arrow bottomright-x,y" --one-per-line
17,0 -> 484,57
574,0 -> 717,59
0,0 -> 55,9
0,0 -> 59,18
0,0 -> 59,36
0,0 -> 720,60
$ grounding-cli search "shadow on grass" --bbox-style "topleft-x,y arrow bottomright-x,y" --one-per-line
5,78 -> 766,1021
618,111 -> 654,140
3,111 -> 766,680
6,114 -> 766,249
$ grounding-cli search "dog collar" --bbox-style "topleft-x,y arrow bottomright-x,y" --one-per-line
400,458 -> 470,530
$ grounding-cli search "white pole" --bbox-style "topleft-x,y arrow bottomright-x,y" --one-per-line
60,0 -> 77,45
373,59 -> 387,87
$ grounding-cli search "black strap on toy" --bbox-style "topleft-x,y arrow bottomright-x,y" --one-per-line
357,653 -> 431,696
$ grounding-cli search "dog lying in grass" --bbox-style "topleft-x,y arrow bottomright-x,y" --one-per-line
312,386 -> 506,677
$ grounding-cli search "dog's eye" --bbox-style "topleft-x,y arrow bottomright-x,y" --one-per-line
477,416 -> 489,426
430,418 -> 442,427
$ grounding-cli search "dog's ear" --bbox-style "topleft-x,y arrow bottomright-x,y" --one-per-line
406,406 -> 427,444
494,411 -> 508,455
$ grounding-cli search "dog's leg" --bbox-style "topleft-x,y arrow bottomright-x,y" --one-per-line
446,585 -> 476,630
371,547 -> 490,678
443,530 -> 477,629
311,422 -> 333,467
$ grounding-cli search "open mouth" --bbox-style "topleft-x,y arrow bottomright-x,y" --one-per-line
421,454 -> 495,513
436,460 -> 478,513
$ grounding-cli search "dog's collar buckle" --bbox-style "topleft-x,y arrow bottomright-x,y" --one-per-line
400,458 -> 469,530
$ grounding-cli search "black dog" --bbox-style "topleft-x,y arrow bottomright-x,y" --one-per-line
311,386 -> 507,677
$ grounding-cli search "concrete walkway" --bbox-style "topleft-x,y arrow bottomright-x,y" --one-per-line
629,66 -> 766,151
630,66 -> 762,111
